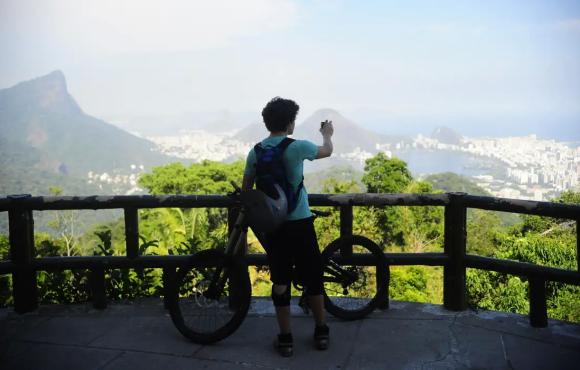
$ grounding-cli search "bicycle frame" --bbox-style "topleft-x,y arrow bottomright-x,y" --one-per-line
204,206 -> 249,298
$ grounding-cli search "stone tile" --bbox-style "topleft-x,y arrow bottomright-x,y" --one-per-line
348,319 -> 453,369
0,316 -> 51,341
503,333 -> 580,370
367,301 -> 455,321
90,316 -> 201,356
19,316 -> 128,345
1,344 -> 121,370
450,322 -> 511,370
455,309 -> 580,349
103,352 -> 261,370
0,342 -> 38,365
195,316 -> 357,369
247,297 -> 313,317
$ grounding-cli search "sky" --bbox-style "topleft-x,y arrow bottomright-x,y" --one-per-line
1,0 -> 579,136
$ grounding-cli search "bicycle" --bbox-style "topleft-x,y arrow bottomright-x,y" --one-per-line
168,181 -> 390,344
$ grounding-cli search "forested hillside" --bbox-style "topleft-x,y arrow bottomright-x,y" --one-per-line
426,172 -> 522,227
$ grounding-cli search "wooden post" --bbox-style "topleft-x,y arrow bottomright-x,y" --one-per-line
90,268 -> 107,309
227,206 -> 246,310
8,194 -> 38,314
124,207 -> 139,259
529,277 -> 548,328
340,205 -> 353,257
379,264 -> 391,310
163,267 -> 176,309
443,192 -> 467,311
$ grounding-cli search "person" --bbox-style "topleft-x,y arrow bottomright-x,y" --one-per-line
241,97 -> 334,357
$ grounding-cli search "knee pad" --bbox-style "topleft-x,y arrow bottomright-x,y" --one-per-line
271,285 -> 291,307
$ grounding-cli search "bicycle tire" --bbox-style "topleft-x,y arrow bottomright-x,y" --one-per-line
322,235 -> 389,321
167,249 -> 252,344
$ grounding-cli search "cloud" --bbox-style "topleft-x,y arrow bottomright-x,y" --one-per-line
1,0 -> 300,56
552,19 -> 580,33
424,23 -> 455,33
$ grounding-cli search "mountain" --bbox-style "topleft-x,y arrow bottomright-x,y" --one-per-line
0,136 -> 106,196
232,108 -> 410,154
232,123 -> 268,144
431,126 -> 462,146
0,70 -> 183,177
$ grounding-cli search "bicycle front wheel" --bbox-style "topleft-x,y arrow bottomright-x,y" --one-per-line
167,249 -> 252,344
322,235 -> 389,320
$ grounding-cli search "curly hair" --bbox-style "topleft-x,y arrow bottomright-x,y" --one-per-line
261,97 -> 300,132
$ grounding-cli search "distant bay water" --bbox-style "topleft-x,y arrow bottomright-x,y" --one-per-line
303,150 -> 490,177
393,151 -> 488,176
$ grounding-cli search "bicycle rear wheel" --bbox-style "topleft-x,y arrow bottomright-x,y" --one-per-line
167,249 -> 252,344
322,235 -> 389,320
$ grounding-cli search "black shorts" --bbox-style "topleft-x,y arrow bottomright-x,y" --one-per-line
263,216 -> 324,296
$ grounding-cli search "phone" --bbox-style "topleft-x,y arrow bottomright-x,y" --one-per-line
320,120 -> 326,129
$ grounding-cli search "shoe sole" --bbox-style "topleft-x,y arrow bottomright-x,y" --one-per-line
315,339 -> 329,350
273,339 -> 293,357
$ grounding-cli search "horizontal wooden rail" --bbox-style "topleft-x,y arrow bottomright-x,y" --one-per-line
0,252 -> 450,274
464,195 -> 580,220
0,193 -> 452,212
2,193 -> 579,219
464,254 -> 580,286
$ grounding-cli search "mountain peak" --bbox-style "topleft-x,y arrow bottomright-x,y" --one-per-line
1,70 -> 83,117
309,108 -> 343,120
431,126 -> 462,145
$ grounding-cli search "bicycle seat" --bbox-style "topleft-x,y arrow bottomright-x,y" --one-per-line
311,209 -> 332,217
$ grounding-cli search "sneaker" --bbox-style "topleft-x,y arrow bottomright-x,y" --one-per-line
313,324 -> 329,350
273,332 -> 293,357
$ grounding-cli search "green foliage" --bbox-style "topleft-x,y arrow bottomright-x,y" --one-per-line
389,266 -> 433,302
361,153 -> 412,193
466,210 -> 502,256
138,159 -> 245,195
0,235 -> 12,306
467,191 -> 579,322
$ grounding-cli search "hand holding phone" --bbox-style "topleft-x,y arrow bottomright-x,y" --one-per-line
319,119 -> 334,137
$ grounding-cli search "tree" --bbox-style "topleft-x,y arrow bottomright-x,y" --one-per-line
361,153 -> 413,194
466,210 -> 502,257
47,186 -> 81,256
138,160 -> 245,195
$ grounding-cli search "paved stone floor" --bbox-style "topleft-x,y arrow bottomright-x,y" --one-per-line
1,298 -> 579,370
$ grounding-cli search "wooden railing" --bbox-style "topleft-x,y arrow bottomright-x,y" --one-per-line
0,192 -> 578,328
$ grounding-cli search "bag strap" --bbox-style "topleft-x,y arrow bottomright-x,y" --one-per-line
276,137 -> 295,152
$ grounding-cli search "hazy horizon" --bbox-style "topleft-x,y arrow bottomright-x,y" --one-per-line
1,0 -> 579,138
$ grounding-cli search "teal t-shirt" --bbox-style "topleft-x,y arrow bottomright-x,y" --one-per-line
244,136 -> 318,221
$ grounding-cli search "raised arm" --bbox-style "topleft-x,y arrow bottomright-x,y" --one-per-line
315,120 -> 334,159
